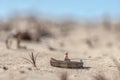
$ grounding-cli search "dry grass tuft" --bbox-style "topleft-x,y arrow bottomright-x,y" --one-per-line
23,52 -> 39,68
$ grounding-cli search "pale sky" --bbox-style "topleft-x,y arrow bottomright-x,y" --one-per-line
0,0 -> 119,18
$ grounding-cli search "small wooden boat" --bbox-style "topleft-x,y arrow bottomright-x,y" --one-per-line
50,58 -> 83,68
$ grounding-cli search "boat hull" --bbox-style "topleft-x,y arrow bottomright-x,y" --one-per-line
50,58 -> 83,68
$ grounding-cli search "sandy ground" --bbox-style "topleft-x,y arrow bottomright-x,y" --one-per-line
0,26 -> 120,80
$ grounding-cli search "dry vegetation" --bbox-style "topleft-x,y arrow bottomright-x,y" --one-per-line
0,14 -> 77,49
23,52 -> 39,68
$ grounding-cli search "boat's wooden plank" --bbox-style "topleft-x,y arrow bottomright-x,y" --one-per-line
50,58 -> 83,68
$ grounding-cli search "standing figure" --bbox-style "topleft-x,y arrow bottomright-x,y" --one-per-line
64,52 -> 71,62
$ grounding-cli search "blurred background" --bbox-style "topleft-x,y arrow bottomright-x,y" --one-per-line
0,0 -> 120,42
0,1 -> 120,80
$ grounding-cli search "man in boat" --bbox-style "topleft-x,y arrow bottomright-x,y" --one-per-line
64,52 -> 71,62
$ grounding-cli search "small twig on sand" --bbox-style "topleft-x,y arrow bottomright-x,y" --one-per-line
23,52 -> 39,68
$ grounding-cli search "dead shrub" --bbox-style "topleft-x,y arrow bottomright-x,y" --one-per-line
23,52 -> 39,68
